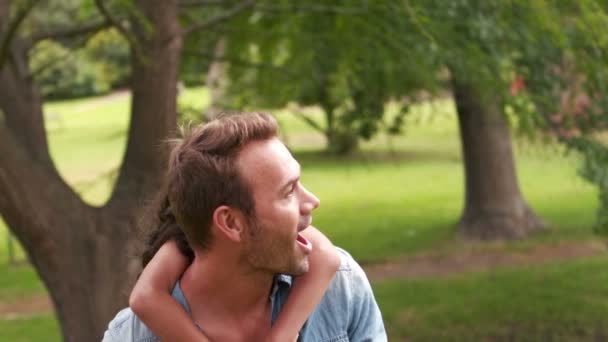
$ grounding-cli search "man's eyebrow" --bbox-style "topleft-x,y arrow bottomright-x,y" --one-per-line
281,176 -> 299,191
280,163 -> 301,191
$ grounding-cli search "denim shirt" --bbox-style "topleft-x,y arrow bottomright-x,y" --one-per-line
102,248 -> 387,342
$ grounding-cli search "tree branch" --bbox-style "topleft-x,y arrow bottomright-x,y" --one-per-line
94,0 -> 139,53
179,0 -> 368,13
0,44 -> 50,163
108,0 -> 181,208
0,0 -> 40,69
253,3 -> 366,14
403,0 -> 438,47
30,19 -> 111,43
184,47 -> 292,75
181,0 -> 255,37
293,111 -> 325,135
0,123 -> 86,236
179,0 -> 227,7
30,49 -> 71,78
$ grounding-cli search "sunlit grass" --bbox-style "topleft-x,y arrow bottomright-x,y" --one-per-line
376,255 -> 608,341
0,314 -> 60,342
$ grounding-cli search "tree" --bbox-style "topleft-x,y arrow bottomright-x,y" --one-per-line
219,0 -> 548,238
395,0 -> 558,239
0,0 -> 182,340
2,1 -> 379,339
219,1 -> 432,154
451,74 -> 543,239
508,0 -> 608,235
3,1 -> 604,339
176,0 -> 544,239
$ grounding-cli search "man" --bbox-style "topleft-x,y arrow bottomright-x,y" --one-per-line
103,113 -> 387,341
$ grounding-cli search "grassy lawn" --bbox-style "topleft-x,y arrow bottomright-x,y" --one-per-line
377,255 -> 608,341
0,262 -> 46,304
0,88 -> 603,341
0,314 -> 60,342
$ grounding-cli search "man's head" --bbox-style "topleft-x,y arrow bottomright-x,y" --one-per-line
167,113 -> 276,250
167,112 -> 319,276
237,137 -> 320,276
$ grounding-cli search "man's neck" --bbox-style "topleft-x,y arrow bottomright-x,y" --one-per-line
180,251 -> 274,339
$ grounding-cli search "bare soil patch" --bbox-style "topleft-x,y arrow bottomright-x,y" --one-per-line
363,240 -> 608,283
0,294 -> 52,319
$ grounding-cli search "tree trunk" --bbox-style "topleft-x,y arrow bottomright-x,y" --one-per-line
321,103 -> 358,155
0,128 -> 125,341
0,0 -> 182,340
204,37 -> 226,120
452,77 -> 544,240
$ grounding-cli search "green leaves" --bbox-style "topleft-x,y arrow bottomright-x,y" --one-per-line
569,137 -> 608,235
215,0 -> 428,153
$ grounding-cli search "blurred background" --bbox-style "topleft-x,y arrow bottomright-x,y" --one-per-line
1,0 -> 608,341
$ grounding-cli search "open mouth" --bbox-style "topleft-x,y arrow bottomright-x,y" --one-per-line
296,232 -> 313,254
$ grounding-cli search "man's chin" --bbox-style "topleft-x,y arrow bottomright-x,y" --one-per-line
285,257 -> 310,277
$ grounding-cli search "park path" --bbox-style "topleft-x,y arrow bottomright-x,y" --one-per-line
1,239 -> 606,319
0,294 -> 52,320
363,239 -> 607,282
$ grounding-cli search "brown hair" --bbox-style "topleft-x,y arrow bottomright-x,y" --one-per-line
142,113 -> 278,265
140,191 -> 193,267
141,113 -> 279,267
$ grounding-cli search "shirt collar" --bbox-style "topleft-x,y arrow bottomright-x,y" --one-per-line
270,274 -> 293,299
174,274 -> 293,310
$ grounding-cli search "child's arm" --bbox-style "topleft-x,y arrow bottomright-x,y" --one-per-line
267,226 -> 341,342
129,240 -> 208,342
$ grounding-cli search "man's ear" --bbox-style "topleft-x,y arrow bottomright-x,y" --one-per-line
212,205 -> 246,242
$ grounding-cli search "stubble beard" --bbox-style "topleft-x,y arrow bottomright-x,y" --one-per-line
244,218 -> 310,276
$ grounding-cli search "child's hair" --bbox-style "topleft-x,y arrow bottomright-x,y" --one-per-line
140,189 -> 193,268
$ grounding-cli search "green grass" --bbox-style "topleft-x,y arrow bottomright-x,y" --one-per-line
0,88 -> 604,341
376,255 -> 608,341
0,314 -> 60,342
299,150 -> 595,260
0,220 -> 44,304
0,262 -> 46,304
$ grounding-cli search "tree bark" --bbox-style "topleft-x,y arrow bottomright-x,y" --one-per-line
0,44 -> 49,163
452,77 -> 544,240
0,0 -> 182,340
0,125 -> 114,341
204,37 -> 227,119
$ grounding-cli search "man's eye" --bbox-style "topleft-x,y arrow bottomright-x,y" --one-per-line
287,184 -> 297,196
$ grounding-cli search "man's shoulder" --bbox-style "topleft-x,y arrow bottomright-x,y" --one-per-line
309,246 -> 374,310
315,247 -> 363,309
103,282 -> 188,342
334,247 -> 365,285
102,308 -> 159,342
298,247 -> 387,341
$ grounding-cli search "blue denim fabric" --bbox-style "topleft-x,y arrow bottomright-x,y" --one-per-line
102,248 -> 387,342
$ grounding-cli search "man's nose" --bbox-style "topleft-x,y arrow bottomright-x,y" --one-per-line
300,186 -> 320,214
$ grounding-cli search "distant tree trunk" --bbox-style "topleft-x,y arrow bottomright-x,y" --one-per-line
321,102 -> 358,154
204,37 -> 226,120
322,103 -> 335,141
452,77 -> 544,240
0,0 -> 182,340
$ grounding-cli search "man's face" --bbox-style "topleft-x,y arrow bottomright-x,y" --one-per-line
237,138 -> 320,276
